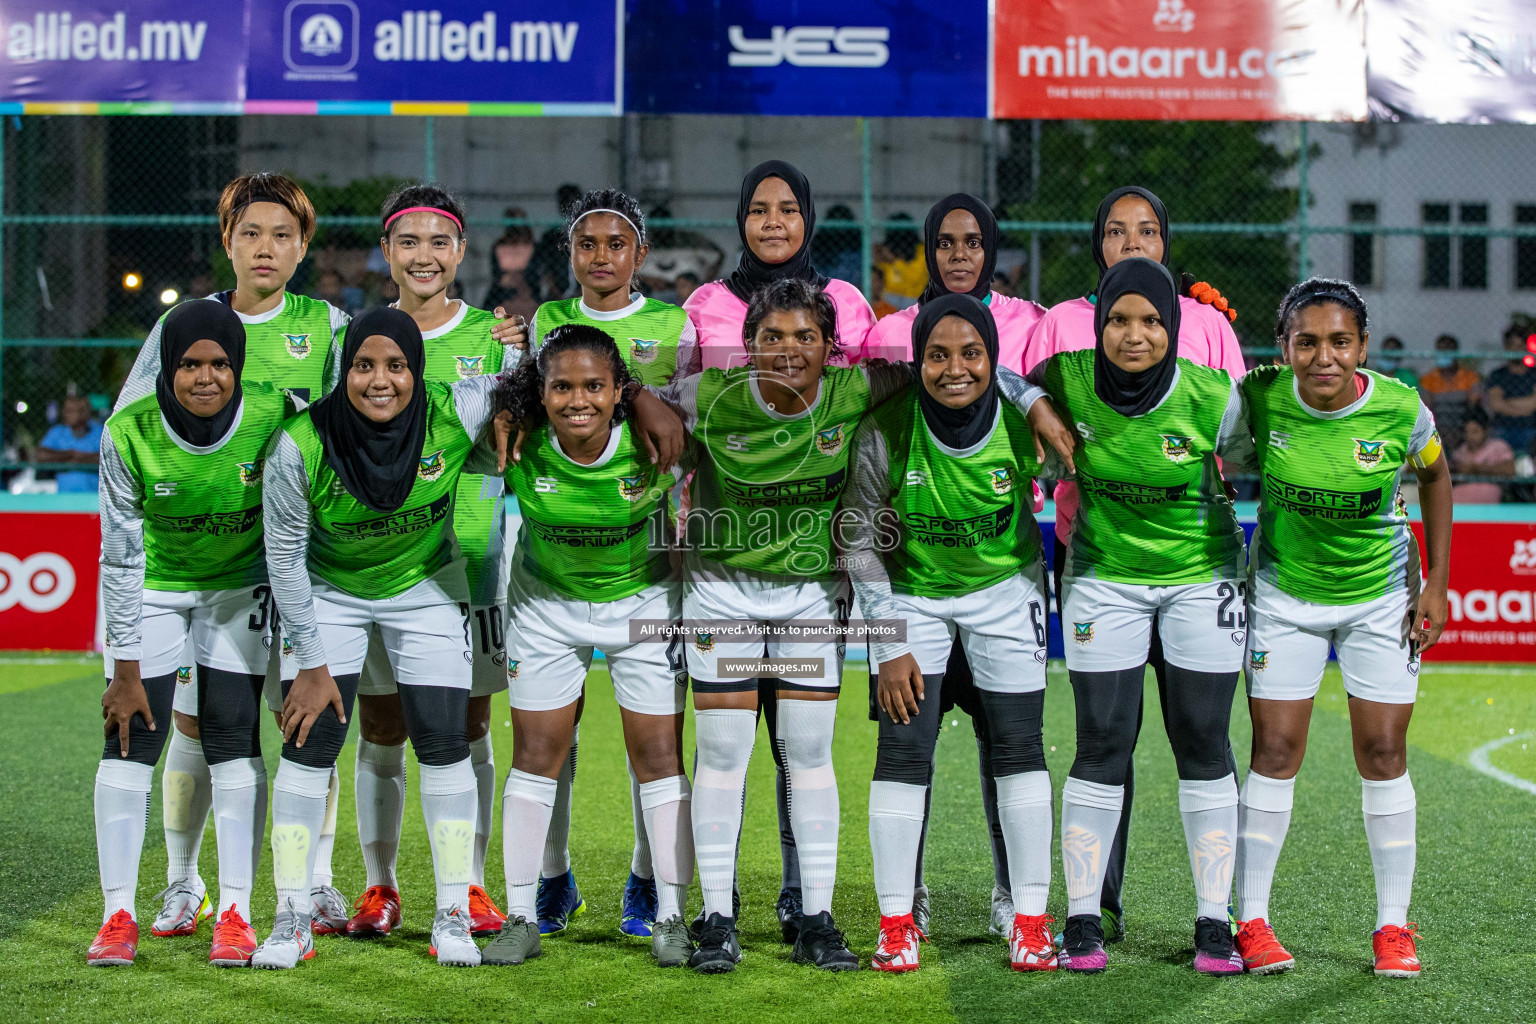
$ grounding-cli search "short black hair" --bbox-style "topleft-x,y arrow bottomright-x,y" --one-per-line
742,278 -> 840,359
1382,335 -> 1404,350
563,189 -> 647,250
1435,333 -> 1459,350
381,182 -> 466,239
1275,277 -> 1368,342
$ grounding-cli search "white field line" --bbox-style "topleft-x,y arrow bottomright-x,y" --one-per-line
1468,732 -> 1536,796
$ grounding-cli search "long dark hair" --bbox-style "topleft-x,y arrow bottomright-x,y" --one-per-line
498,324 -> 635,427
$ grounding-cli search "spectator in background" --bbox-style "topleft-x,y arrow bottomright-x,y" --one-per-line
1451,406 -> 1514,504
673,271 -> 700,305
1419,333 -> 1482,449
528,185 -> 583,300
313,268 -> 365,317
875,211 -> 926,305
482,211 -> 539,323
869,265 -> 898,320
32,394 -> 101,492
1484,323 -> 1536,454
1374,335 -> 1419,387
992,271 -> 1017,299
811,203 -> 863,285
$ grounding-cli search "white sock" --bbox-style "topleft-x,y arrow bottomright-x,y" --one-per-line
639,775 -> 693,922
270,760 -> 332,910
209,756 -> 267,922
869,780 -> 926,917
628,755 -> 655,880
162,727 -> 211,893
1061,776 -> 1124,918
503,768 -> 558,919
1179,774 -> 1240,921
779,699 -> 840,918
1236,772 -> 1295,923
96,760 -> 154,924
311,766 -> 340,889
541,726 -> 577,878
419,759 -> 478,912
996,770 -> 1053,916
692,709 -> 756,918
1362,773 -> 1416,929
355,739 -> 407,890
470,734 -> 495,889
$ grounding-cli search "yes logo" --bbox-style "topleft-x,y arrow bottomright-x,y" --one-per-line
989,467 -> 1013,496
238,459 -> 265,487
454,355 -> 484,379
1160,434 -> 1194,463
727,25 -> 889,68
1352,438 -> 1388,469
418,449 -> 446,482
617,474 -> 649,502
815,423 -> 846,456
630,339 -> 660,364
1072,621 -> 1094,645
282,333 -> 312,360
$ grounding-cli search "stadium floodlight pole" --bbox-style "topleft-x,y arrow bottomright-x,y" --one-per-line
424,115 -> 436,183
1297,120 -> 1311,279
1029,118 -> 1041,303
861,118 -> 873,299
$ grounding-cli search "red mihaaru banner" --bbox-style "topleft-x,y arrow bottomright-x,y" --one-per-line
1414,520 -> 1536,663
0,510 -> 100,651
990,0 -> 1367,121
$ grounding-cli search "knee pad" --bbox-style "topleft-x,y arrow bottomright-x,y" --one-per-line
975,688 -> 1048,776
196,666 -> 265,765
398,684 -> 471,767
1161,664 -> 1238,781
279,673 -> 358,769
873,673 -> 943,786
100,671 -> 177,766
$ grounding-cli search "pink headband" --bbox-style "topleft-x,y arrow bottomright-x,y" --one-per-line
384,206 -> 464,233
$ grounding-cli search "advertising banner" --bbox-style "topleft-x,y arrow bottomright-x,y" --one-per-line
245,0 -> 622,112
0,0 -> 246,106
991,0 -> 1367,121
1415,520 -> 1536,663
625,0 -> 987,117
1367,0 -> 1536,123
0,511 -> 99,652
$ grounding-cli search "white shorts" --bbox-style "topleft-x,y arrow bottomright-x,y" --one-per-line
102,586 -> 271,716
506,566 -> 685,717
683,574 -> 851,691
877,572 -> 1049,694
1061,575 -> 1248,673
1245,577 -> 1420,704
356,603 -> 510,700
277,565 -> 473,691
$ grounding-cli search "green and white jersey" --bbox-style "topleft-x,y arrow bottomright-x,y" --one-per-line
1239,365 -> 1440,604
418,301 -> 508,605
1038,349 -> 1248,585
263,375 -> 499,669
532,293 -> 698,387
99,382 -> 295,659
116,291 -> 349,410
505,421 -> 677,603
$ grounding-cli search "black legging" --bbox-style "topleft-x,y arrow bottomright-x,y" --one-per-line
198,666 -> 266,765
100,670 -> 177,766
1067,661 -> 1237,785
874,672 -> 1047,787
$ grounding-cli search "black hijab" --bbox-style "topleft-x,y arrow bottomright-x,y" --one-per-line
1092,186 -> 1170,276
156,299 -> 246,448
1094,257 -> 1182,418
309,306 -> 428,514
725,160 -> 828,302
919,194 -> 999,304
912,293 -> 1001,451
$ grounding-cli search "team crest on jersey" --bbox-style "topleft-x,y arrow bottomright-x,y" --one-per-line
454,355 -> 485,379
815,423 -> 846,456
695,631 -> 715,654
237,459 -> 265,487
1072,622 -> 1093,645
1249,650 -> 1269,672
282,333 -> 312,360
1353,438 -> 1388,469
617,474 -> 649,502
507,660 -> 520,680
1160,434 -> 1194,463
989,467 -> 1013,496
630,338 -> 660,364
175,666 -> 192,684
418,449 -> 447,482
281,636 -> 293,657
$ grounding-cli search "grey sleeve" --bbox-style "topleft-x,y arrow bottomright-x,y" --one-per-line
841,421 -> 908,665
263,433 -> 325,671
451,373 -> 502,440
1409,401 -> 1440,463
1215,379 -> 1257,471
996,366 -> 1045,415
320,305 -> 350,397
859,360 -> 917,407
650,373 -> 702,432
673,316 -> 702,381
98,431 -> 147,661
113,321 -> 164,412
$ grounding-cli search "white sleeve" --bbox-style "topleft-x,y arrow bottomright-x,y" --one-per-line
451,373 -> 502,440
1216,379 -> 1257,471
673,315 -> 702,381
1408,401 -> 1442,467
859,360 -> 917,407
840,421 -> 907,664
262,433 -> 325,671
321,305 -> 351,397
650,373 -> 703,432
996,366 -> 1045,415
99,430 -> 147,661
113,320 -> 164,412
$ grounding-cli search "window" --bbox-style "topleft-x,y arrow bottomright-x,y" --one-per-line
1348,202 -> 1378,287
1516,204 -> 1536,290
1460,203 -> 1488,289
1422,203 -> 1450,289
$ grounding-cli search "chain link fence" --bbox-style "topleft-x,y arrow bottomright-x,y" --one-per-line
4,114 -> 1536,492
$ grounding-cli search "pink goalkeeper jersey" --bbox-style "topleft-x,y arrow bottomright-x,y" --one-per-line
1025,294 -> 1248,543
859,291 -> 1047,372
684,277 -> 877,370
